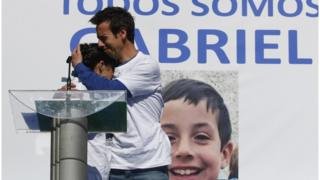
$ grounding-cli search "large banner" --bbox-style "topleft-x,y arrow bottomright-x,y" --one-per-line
3,1 -> 318,179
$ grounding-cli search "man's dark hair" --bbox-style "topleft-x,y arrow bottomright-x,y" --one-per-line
80,43 -> 116,71
162,79 -> 232,150
90,7 -> 135,43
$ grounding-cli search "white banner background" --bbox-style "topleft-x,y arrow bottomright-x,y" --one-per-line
2,0 -> 318,179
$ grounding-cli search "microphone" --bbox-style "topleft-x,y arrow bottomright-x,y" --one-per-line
66,56 -> 72,63
66,56 -> 72,90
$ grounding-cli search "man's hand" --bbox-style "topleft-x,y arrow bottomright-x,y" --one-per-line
54,83 -> 80,99
71,45 -> 83,67
58,83 -> 78,91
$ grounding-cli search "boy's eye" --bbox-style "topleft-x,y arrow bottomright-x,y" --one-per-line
194,133 -> 210,144
167,135 -> 177,144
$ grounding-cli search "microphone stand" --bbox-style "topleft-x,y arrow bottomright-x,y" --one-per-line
51,56 -> 73,180
66,56 -> 72,90
55,56 -> 88,180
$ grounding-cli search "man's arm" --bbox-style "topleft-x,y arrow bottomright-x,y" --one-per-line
71,45 -> 132,96
74,63 -> 129,91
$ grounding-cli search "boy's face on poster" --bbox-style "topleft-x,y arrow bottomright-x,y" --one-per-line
161,99 -> 228,180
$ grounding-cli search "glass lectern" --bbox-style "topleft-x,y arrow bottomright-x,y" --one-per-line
9,90 -> 127,180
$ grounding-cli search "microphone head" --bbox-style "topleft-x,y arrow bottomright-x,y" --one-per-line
66,56 -> 72,63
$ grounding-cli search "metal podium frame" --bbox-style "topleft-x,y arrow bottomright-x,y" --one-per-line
8,90 -> 127,180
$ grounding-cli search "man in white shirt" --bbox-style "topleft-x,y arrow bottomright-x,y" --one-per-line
71,7 -> 171,180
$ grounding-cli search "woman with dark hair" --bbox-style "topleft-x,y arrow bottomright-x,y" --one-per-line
80,43 -> 116,80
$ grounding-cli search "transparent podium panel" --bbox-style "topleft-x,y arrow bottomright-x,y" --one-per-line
9,90 -> 127,133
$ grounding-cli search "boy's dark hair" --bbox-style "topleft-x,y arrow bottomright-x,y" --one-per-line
90,7 -> 135,43
162,79 -> 232,150
80,43 -> 116,71
229,146 -> 238,179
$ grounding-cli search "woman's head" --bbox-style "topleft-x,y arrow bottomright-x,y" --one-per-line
80,43 -> 116,79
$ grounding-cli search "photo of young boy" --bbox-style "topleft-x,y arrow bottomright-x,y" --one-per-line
160,77 -> 237,180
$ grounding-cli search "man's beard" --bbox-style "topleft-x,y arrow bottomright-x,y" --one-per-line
104,49 -> 120,65
104,48 -> 118,60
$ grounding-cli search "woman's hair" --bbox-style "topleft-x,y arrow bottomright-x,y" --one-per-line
80,43 -> 117,71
